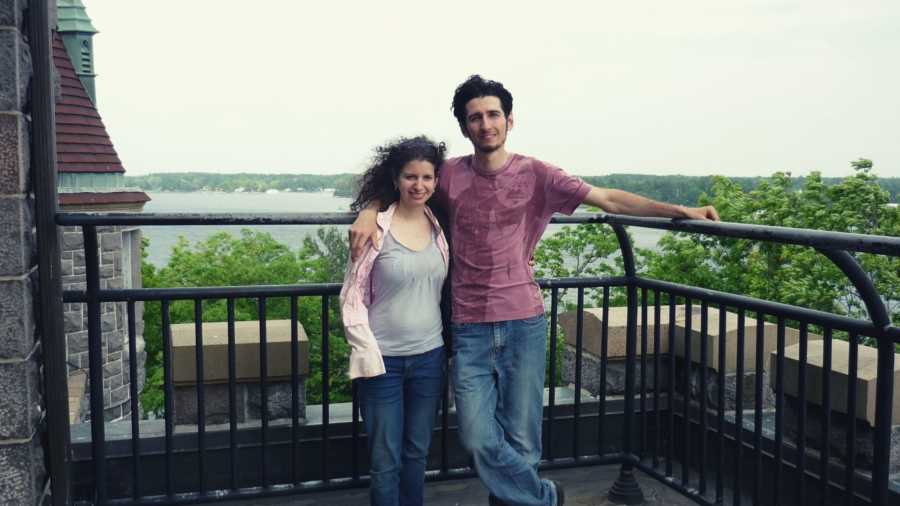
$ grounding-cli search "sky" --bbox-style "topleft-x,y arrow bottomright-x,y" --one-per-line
81,1 -> 900,178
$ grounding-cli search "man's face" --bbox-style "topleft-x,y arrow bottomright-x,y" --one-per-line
463,96 -> 513,154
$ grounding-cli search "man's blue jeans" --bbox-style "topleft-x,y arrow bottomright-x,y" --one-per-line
358,346 -> 445,506
451,314 -> 558,506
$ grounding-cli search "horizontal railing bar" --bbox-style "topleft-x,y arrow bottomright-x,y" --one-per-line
57,212 -> 359,226
636,277 -> 899,340
63,283 -> 343,302
596,213 -> 900,256
61,277 -> 628,303
57,211 -> 900,256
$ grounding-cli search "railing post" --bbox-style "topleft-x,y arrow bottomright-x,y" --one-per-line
29,0 -> 71,503
872,334 -> 895,506
608,224 -> 645,504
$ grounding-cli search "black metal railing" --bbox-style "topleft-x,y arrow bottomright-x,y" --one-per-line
55,211 -> 900,506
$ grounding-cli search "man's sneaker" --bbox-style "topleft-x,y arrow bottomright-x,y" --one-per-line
487,493 -> 507,506
550,479 -> 566,506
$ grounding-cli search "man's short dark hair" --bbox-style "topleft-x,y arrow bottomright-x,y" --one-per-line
451,75 -> 513,134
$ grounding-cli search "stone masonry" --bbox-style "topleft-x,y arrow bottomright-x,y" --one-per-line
61,222 -> 145,422
0,0 -> 49,503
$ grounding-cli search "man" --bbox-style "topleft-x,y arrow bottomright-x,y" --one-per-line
350,75 -> 719,506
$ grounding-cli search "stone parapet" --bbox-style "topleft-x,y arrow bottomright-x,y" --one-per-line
772,340 -> 900,426
171,319 -> 310,384
170,319 -> 311,425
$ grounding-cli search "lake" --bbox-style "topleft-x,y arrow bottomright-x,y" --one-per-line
141,191 -> 667,267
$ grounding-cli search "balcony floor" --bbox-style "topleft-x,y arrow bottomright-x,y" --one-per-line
218,464 -> 697,505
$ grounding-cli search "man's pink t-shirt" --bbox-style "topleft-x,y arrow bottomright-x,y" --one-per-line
437,154 -> 590,323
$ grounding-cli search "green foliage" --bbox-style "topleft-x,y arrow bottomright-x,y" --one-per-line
638,164 -> 899,326
580,173 -> 900,206
534,208 -> 629,308
140,227 -> 352,416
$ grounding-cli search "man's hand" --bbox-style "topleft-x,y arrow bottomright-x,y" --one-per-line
349,209 -> 378,261
680,205 -> 720,221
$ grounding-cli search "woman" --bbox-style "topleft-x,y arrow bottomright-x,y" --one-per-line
340,136 -> 449,506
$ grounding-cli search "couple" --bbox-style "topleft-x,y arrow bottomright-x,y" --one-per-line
340,75 -> 720,506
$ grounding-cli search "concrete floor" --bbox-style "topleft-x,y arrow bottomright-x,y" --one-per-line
218,464 -> 699,506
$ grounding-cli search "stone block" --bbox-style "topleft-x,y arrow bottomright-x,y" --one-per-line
561,343 -> 671,396
62,231 -> 82,250
101,231 -> 122,251
175,381 -> 246,425
101,312 -> 116,332
0,276 -> 33,359
0,0 -> 26,28
0,197 -> 32,276
103,359 -> 122,379
0,28 -> 30,112
110,384 -> 129,406
0,436 -> 45,505
247,379 -> 307,421
68,370 -> 87,424
107,329 -> 124,352
66,330 -> 88,355
0,112 -> 27,194
668,306 -> 813,373
559,306 -> 673,359
171,319 -> 310,385
63,309 -> 83,334
772,340 -> 900,426
783,396 -> 900,474
0,356 -> 40,439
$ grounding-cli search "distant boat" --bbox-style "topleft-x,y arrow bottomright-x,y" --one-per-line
265,189 -> 280,194
234,187 -> 246,193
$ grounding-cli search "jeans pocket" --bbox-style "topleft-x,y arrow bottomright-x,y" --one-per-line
521,313 -> 547,325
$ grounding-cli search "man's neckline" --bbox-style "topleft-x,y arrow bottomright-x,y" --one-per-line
470,153 -> 518,176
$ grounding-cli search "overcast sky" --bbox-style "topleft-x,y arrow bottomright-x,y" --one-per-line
82,1 -> 900,178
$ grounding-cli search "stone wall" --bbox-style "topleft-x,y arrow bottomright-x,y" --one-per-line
0,0 -> 48,503
61,222 -> 145,422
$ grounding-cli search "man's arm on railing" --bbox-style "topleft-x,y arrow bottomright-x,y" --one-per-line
583,185 -> 720,221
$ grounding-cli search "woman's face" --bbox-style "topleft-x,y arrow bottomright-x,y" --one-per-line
396,160 -> 437,209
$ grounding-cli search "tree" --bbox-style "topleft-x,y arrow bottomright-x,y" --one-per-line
639,162 -> 899,327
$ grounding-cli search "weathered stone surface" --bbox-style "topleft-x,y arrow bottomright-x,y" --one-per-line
0,436 -> 45,505
561,344 -> 671,396
103,359 -> 122,379
772,340 -> 900,426
0,28 -> 29,112
66,331 -> 88,357
0,197 -> 31,276
175,382 -> 247,425
110,384 -> 129,406
0,276 -> 33,359
247,379 -> 307,421
101,231 -> 122,251
0,113 -> 27,194
107,328 -> 124,352
689,365 -> 775,411
62,231 -> 82,250
0,356 -> 40,439
0,0 -> 26,28
783,397 -> 900,475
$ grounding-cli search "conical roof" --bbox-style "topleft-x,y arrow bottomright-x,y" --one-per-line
57,0 -> 98,33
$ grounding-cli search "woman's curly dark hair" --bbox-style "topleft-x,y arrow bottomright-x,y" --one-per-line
351,135 -> 447,212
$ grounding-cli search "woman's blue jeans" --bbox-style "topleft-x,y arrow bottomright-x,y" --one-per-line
357,345 -> 445,506
451,314 -> 558,506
